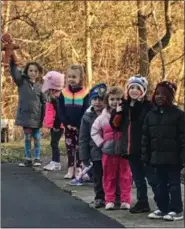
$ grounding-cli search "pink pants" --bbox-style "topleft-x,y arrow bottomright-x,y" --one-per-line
102,153 -> 132,204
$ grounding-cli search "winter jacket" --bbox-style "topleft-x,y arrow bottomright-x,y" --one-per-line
79,106 -> 102,162
141,105 -> 185,166
57,85 -> 89,129
91,109 -> 123,156
10,60 -> 46,128
43,98 -> 63,129
110,99 -> 152,160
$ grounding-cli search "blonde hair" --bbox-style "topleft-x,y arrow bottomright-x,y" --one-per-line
104,86 -> 124,109
67,64 -> 85,86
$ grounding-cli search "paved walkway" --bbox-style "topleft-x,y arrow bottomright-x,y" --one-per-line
1,163 -> 123,228
35,155 -> 184,228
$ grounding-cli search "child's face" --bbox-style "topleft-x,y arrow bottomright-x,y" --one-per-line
108,94 -> 122,110
27,65 -> 40,82
91,97 -> 104,112
67,69 -> 81,87
128,85 -> 143,100
155,86 -> 167,106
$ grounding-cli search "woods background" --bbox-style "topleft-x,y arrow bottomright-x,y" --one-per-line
1,1 -> 184,120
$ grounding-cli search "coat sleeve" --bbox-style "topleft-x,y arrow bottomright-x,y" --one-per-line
40,91 -> 46,124
57,93 -> 67,126
141,114 -> 150,163
79,116 -> 91,162
83,93 -> 90,113
177,111 -> 185,165
91,116 -> 104,147
9,59 -> 23,87
52,98 -> 62,129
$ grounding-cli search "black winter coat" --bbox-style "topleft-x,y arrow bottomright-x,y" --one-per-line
141,105 -> 185,166
110,99 -> 153,159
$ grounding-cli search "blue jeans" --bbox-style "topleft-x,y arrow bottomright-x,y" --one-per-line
23,128 -> 41,160
155,165 -> 183,213
129,159 -> 158,203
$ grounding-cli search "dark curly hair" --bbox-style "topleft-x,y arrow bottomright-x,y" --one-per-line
152,81 -> 177,106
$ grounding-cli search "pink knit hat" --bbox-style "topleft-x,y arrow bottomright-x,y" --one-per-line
42,71 -> 65,93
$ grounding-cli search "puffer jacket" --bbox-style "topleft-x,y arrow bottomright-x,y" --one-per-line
141,105 -> 185,166
110,99 -> 152,160
43,99 -> 63,129
79,106 -> 102,162
91,109 -> 123,156
57,86 -> 89,129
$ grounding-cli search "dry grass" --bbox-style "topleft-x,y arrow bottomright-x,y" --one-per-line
1,138 -> 66,162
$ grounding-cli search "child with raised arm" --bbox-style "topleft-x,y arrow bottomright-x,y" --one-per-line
91,87 -> 132,210
9,58 -> 45,167
110,76 -> 157,213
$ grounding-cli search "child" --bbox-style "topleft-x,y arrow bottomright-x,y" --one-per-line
79,83 -> 107,208
9,58 -> 46,167
142,81 -> 184,221
91,87 -> 132,210
58,64 -> 89,179
110,76 -> 157,213
42,71 -> 65,171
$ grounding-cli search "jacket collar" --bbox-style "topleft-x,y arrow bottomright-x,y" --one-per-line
68,85 -> 83,93
152,105 -> 174,113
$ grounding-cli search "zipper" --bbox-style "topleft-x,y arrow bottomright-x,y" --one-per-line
127,109 -> 131,155
156,109 -> 163,163
72,92 -> 74,105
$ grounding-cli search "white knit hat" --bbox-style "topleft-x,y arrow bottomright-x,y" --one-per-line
127,75 -> 148,100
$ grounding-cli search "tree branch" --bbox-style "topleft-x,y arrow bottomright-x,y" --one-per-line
148,0 -> 172,62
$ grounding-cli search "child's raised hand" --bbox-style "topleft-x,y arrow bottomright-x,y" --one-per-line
116,103 -> 122,112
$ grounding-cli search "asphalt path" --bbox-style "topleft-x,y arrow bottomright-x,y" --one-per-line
1,164 -> 124,228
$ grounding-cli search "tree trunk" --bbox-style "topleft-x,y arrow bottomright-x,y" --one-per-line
175,61 -> 184,105
85,1 -> 93,88
148,0 -> 172,63
137,0 -> 149,77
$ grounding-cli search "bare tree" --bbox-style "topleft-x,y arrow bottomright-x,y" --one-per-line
137,0 -> 172,82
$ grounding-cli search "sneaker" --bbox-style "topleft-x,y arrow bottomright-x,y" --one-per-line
94,199 -> 105,208
19,159 -> 32,167
120,202 -> 130,210
33,159 -> 41,167
43,161 -> 61,171
105,202 -> 115,210
148,210 -> 166,219
163,212 -> 184,221
70,178 -> 83,186
64,166 -> 74,179
129,201 -> 150,213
